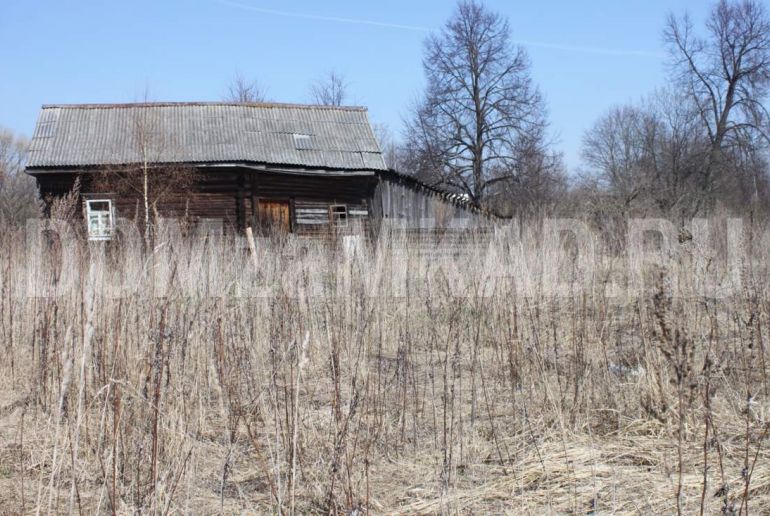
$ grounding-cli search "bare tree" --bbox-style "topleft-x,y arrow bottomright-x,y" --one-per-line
372,123 -> 406,170
0,128 -> 28,180
582,105 -> 657,212
0,128 -> 40,227
404,0 -> 550,208
582,91 -> 711,218
665,0 -> 770,201
223,72 -> 267,103
495,139 -> 566,217
95,108 -> 194,241
310,71 -> 348,106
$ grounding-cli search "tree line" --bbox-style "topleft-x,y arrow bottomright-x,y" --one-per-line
399,0 -> 770,220
580,0 -> 770,222
2,0 -> 769,226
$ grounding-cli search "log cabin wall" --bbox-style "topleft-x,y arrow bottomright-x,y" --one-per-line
33,166 -> 376,237
248,170 -> 374,237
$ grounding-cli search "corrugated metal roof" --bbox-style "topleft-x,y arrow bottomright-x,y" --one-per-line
26,102 -> 388,171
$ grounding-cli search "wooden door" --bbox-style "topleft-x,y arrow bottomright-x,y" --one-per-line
257,200 -> 291,234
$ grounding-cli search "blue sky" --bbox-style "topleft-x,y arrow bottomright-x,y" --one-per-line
0,0 -> 712,171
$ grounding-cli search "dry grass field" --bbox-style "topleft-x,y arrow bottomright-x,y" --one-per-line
0,220 -> 769,514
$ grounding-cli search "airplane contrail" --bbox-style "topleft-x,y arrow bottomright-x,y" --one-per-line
215,0 -> 431,32
215,0 -> 664,59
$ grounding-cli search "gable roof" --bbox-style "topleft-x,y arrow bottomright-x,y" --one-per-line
26,102 -> 387,171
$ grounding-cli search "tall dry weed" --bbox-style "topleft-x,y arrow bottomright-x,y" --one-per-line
0,219 -> 767,513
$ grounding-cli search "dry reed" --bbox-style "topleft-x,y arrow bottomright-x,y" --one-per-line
0,219 -> 768,514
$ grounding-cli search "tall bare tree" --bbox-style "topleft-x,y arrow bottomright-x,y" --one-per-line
404,0 -> 550,208
223,72 -> 267,103
665,0 -> 770,201
309,71 -> 348,106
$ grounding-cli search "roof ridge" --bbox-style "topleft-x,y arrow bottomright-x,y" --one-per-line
40,101 -> 368,112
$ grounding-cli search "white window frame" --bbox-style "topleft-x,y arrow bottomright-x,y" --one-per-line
329,204 -> 348,227
85,199 -> 115,241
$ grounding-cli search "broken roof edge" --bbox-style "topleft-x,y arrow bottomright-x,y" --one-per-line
39,101 -> 369,112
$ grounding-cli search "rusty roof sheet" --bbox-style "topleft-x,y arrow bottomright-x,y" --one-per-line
26,102 -> 387,171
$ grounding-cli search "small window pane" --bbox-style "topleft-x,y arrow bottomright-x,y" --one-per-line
88,201 -> 110,212
86,199 -> 114,240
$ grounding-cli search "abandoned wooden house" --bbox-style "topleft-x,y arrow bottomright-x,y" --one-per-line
25,102 -> 493,240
